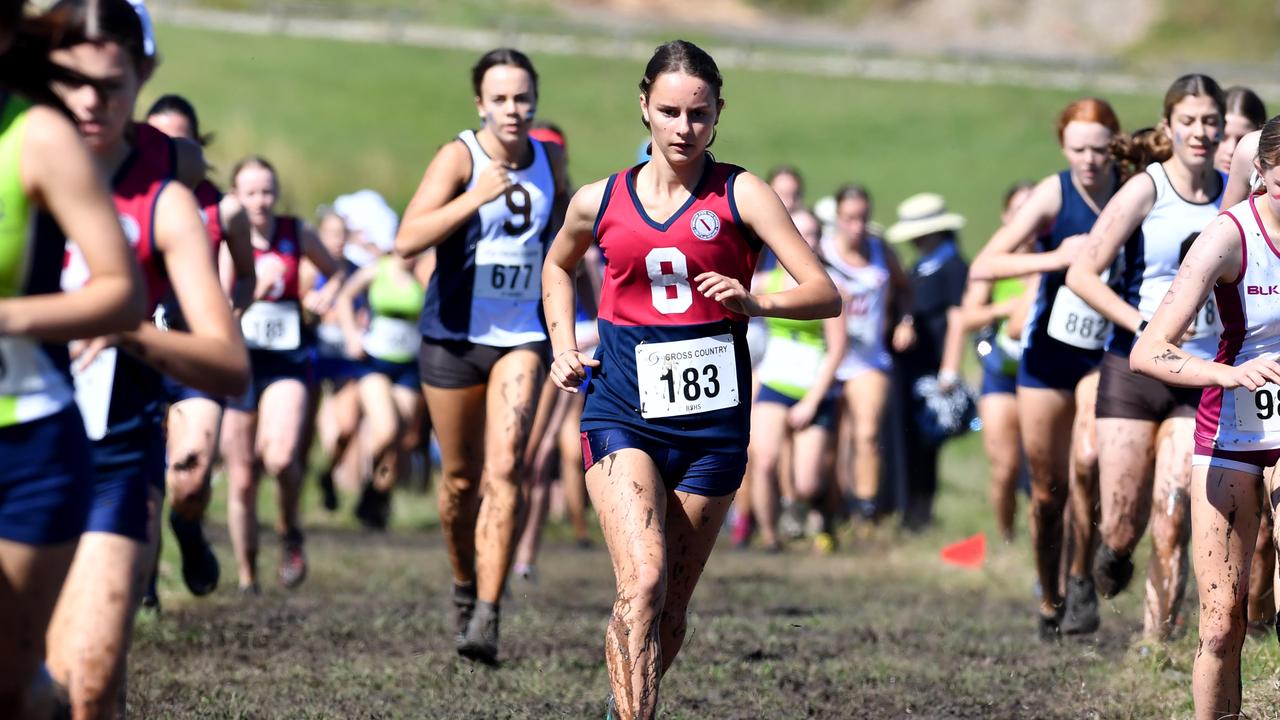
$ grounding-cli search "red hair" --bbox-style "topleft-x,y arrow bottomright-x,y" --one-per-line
1056,97 -> 1122,145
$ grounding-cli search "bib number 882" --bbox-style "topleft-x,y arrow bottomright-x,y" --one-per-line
659,364 -> 721,403
1063,312 -> 1108,342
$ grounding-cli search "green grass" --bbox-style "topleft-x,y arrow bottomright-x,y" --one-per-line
147,23 -> 1161,261
1126,0 -> 1280,64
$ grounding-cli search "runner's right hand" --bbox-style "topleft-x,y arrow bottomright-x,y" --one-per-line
550,349 -> 600,393
1052,234 -> 1089,269
1220,356 -> 1280,391
472,162 -> 514,204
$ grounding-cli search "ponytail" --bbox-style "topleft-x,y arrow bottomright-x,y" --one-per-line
1109,127 -> 1170,182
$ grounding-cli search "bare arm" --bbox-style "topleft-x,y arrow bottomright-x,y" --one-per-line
122,183 -> 249,396
1223,130 -> 1261,209
1065,172 -> 1155,332
970,175 -> 1069,281
1131,216 -> 1266,388
542,181 -> 607,392
301,223 -> 345,314
395,140 -> 509,257
727,172 -> 840,320
938,277 -> 995,381
1,106 -> 145,339
219,194 -> 256,312
335,263 -> 377,360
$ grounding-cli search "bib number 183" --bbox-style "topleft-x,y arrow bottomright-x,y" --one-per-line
635,334 -> 738,419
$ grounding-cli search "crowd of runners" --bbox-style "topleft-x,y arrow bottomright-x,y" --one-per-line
3,0 -> 1280,718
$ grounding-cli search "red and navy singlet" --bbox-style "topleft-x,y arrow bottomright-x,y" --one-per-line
61,122 -> 176,434
239,216 -> 305,354
581,161 -> 761,451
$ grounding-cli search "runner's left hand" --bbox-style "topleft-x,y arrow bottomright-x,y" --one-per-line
695,272 -> 760,316
70,335 -> 118,372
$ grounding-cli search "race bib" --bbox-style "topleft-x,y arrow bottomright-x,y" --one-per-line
845,295 -> 879,349
1190,296 -> 1223,340
1046,286 -> 1110,350
241,300 -> 301,351
0,337 -> 52,395
72,346 -> 116,441
757,335 -> 823,392
1234,383 -> 1280,434
363,316 -> 421,362
475,239 -> 540,301
635,334 -> 739,419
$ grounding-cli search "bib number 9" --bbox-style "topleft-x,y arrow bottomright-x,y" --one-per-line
646,247 -> 692,314
1234,383 -> 1280,434
502,184 -> 532,236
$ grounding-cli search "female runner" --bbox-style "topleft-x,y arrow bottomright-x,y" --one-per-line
0,2 -> 145,713
394,48 -> 568,664
145,93 -> 256,598
969,97 -> 1121,637
542,40 -> 839,719
939,181 -> 1035,542
1065,74 -> 1226,641
749,206 -> 846,552
221,156 -> 343,593
45,0 -> 249,714
1215,87 -> 1266,176
822,185 -> 911,522
336,251 -> 425,529
1130,114 -> 1280,720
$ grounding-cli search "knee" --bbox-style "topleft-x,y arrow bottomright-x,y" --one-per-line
618,564 -> 666,620
1151,492 -> 1191,551
853,423 -> 880,451
1073,443 -> 1099,476
260,443 -> 297,478
1198,608 -> 1247,660
1029,476 -> 1066,508
484,446 -> 523,484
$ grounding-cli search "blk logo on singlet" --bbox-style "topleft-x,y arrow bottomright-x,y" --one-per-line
1247,286 -> 1280,295
690,210 -> 720,241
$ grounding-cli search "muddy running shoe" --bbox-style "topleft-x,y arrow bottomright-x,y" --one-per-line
1093,544 -> 1134,599
1037,604 -> 1064,642
318,470 -> 338,512
238,582 -> 261,598
170,509 -> 219,596
779,501 -> 806,540
452,582 -> 477,646
279,529 -> 307,589
354,484 -> 390,531
458,600 -> 500,665
1060,575 -> 1100,635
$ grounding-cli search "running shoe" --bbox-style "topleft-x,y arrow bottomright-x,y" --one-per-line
170,509 -> 220,597
452,582 -> 476,646
1037,604 -> 1064,643
238,582 -> 261,598
813,532 -> 837,556
1093,543 -> 1135,599
355,484 -> 390,531
318,470 -> 338,512
458,600 -> 500,666
730,511 -> 754,549
279,530 -> 307,589
1060,575 -> 1100,635
513,563 -> 538,585
779,501 -> 806,540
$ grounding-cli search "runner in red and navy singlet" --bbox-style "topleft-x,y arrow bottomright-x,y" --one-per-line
47,2 -> 249,714
542,41 -> 839,720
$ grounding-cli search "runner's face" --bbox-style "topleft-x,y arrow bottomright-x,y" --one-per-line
50,42 -> 140,153
1259,163 -> 1280,219
835,196 -> 868,248
147,111 -> 194,141
475,65 -> 535,145
1164,94 -> 1222,173
317,214 -> 347,257
1215,114 -> 1256,174
1060,121 -> 1113,190
771,173 -> 801,213
233,166 -> 278,228
641,71 -> 721,168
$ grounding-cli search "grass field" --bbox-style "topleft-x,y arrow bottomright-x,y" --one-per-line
125,22 -> 1280,720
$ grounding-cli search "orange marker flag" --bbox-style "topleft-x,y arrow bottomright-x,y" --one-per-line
940,532 -> 986,568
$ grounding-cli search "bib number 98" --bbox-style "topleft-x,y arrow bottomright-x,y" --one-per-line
1234,383 -> 1280,434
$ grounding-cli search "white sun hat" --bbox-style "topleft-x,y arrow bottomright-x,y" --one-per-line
885,192 -> 965,244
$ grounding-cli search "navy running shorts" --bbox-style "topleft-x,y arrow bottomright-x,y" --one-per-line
754,383 -> 838,430
86,418 -> 166,542
581,426 -> 747,497
359,356 -> 420,390
162,373 -> 224,408
1017,342 -> 1100,392
0,406 -> 94,545
981,368 -> 1017,396
227,348 -> 313,413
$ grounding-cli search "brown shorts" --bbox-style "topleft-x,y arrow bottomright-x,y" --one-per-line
1095,352 -> 1202,421
418,338 -> 549,389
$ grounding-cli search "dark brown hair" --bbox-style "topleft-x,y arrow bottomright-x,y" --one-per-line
146,93 -> 214,147
638,40 -> 723,147
231,155 -> 277,189
471,48 -> 538,98
834,183 -> 871,216
1255,115 -> 1280,171
1109,74 -> 1225,180
50,0 -> 149,72
0,1 -> 90,109
1002,181 -> 1035,212
1224,86 -> 1267,130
